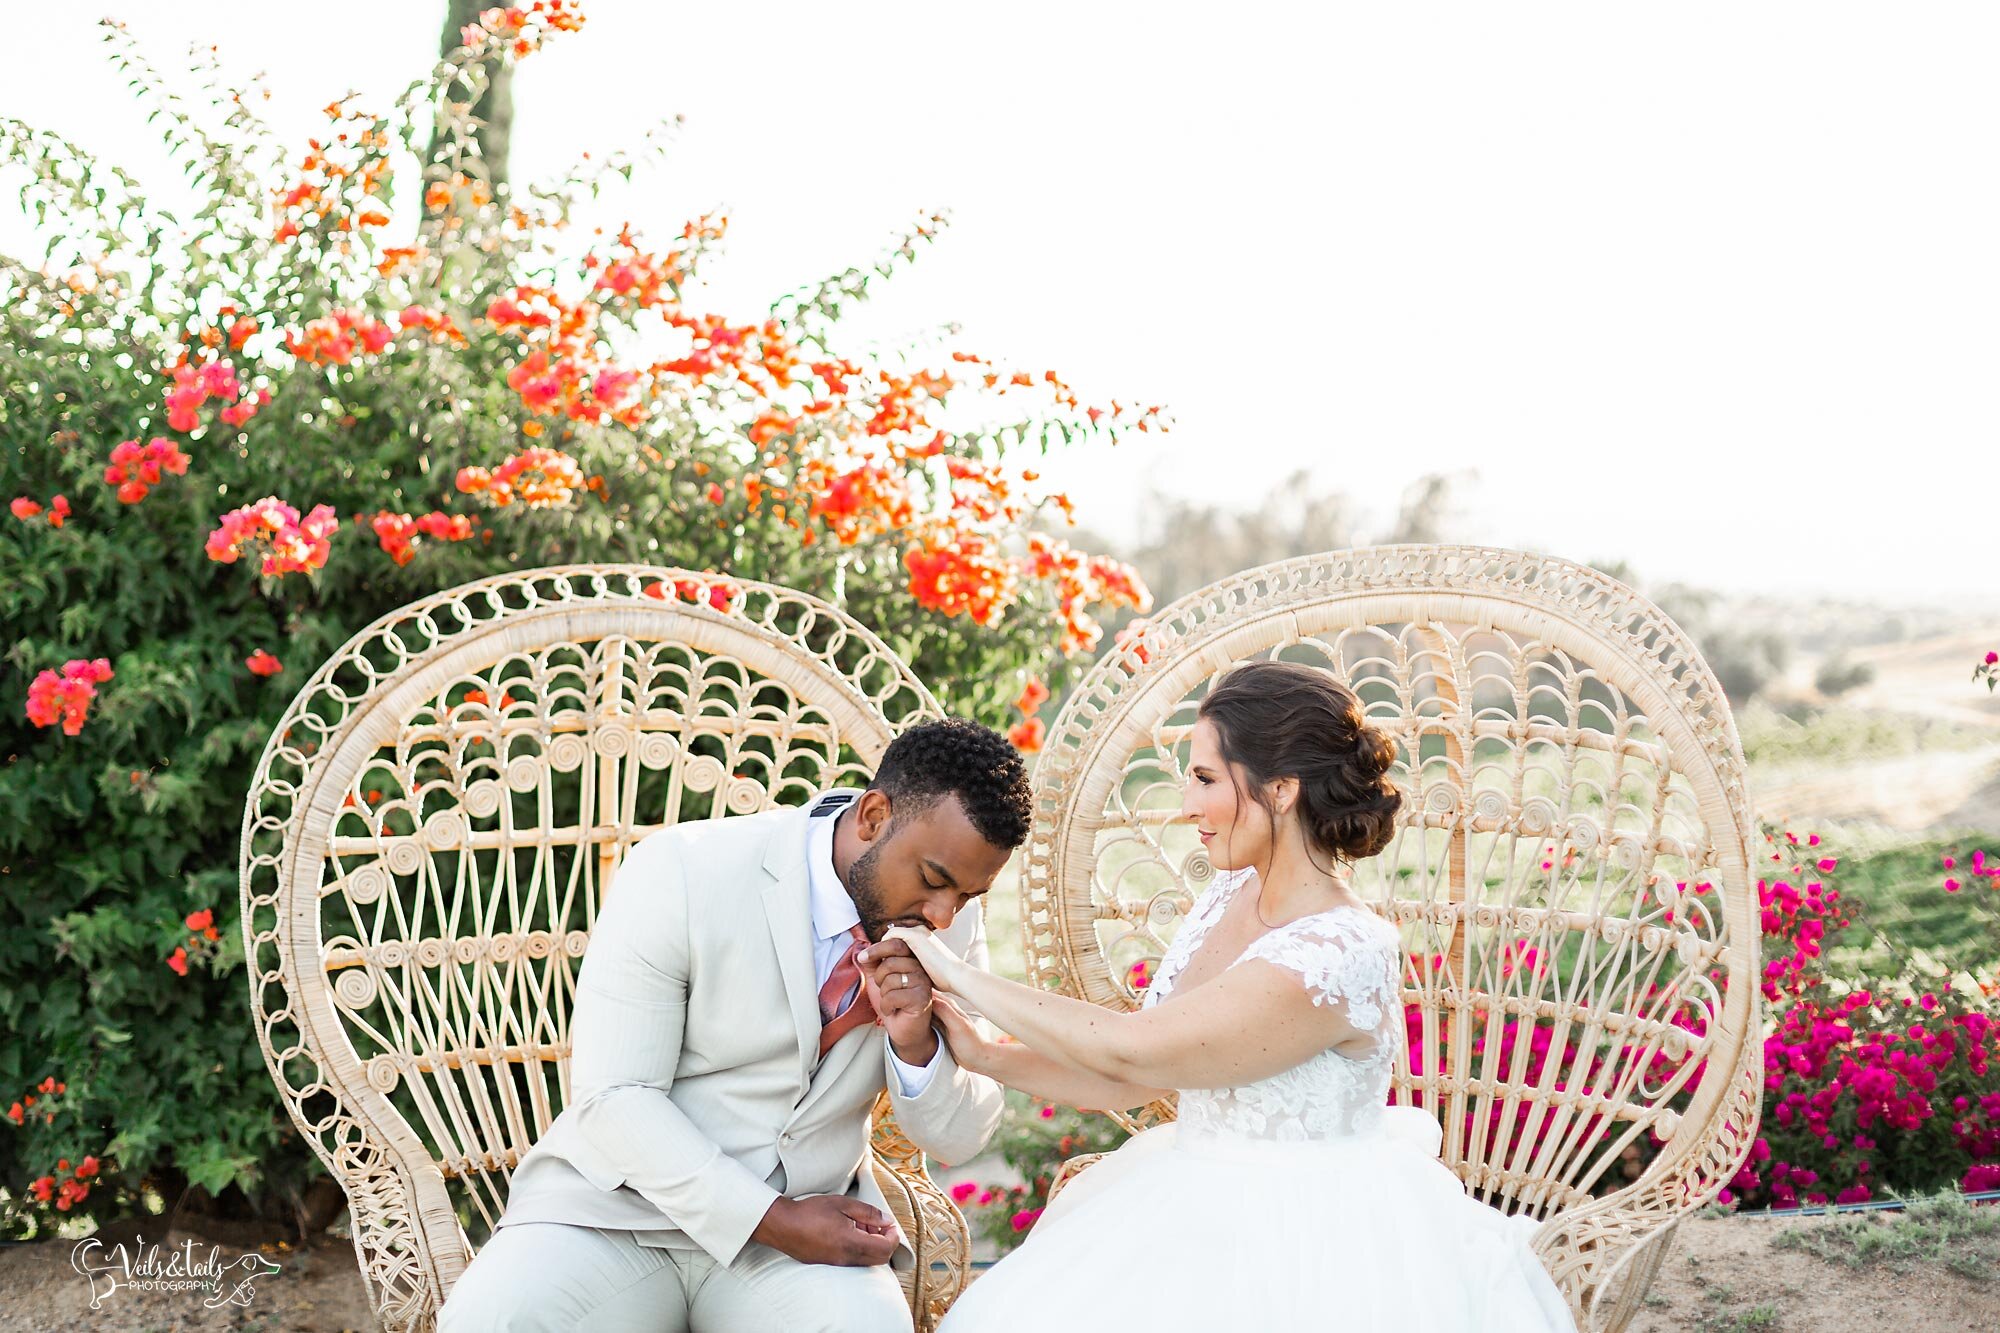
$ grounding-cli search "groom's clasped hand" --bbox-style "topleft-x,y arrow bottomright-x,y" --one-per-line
854,934 -> 944,1065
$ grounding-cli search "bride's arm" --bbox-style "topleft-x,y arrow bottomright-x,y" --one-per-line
930,998 -> 1171,1112
881,929 -> 1358,1091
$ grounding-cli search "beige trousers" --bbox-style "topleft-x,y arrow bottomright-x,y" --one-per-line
437,1221 -> 910,1332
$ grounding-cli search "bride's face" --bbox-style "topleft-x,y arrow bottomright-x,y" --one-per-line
1181,717 -> 1271,871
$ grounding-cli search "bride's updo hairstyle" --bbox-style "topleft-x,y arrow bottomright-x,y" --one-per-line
1196,659 -> 1403,864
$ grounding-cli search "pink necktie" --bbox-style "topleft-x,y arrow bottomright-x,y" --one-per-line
818,924 -> 876,1056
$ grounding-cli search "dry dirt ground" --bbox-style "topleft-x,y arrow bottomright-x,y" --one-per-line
1626,1208 -> 2000,1333
1,1207 -> 1995,1331
0,1227 -> 375,1332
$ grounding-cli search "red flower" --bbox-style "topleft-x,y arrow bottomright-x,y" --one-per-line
166,947 -> 189,977
25,658 -> 114,736
185,908 -> 214,932
245,649 -> 283,677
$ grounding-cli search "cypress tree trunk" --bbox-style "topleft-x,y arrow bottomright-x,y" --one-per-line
437,0 -> 515,191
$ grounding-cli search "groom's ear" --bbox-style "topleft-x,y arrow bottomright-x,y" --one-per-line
853,789 -> 895,843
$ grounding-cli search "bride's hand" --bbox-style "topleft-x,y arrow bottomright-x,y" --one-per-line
929,995 -> 993,1071
881,925 -> 960,995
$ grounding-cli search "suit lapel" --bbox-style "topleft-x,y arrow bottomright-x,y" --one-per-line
761,803 -> 821,1089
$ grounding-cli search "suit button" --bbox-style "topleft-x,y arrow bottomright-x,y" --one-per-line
780,1133 -> 794,1146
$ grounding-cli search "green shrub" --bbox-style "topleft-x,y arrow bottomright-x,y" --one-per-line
0,15 -> 1157,1237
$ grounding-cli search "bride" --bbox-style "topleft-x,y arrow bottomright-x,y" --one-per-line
882,660 -> 1576,1332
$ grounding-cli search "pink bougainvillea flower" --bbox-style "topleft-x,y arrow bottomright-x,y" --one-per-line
10,497 -> 41,520
285,308 -> 397,366
104,438 -> 191,504
205,496 -> 339,577
357,509 -> 474,565
25,658 -> 113,736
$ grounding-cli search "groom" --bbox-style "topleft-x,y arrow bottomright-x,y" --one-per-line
440,717 -> 1028,1332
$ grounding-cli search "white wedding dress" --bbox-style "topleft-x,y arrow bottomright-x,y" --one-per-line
941,866 -> 1576,1332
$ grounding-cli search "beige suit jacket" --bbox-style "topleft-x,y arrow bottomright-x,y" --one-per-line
494,790 -> 1005,1272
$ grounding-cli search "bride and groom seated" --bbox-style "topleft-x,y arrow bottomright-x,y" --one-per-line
442,666 -> 1576,1332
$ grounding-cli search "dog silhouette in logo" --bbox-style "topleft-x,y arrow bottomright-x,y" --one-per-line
207,1251 -> 284,1309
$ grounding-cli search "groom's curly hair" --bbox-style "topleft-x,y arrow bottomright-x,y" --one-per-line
868,717 -> 1033,850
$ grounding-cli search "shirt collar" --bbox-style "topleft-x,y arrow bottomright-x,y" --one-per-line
808,792 -> 862,943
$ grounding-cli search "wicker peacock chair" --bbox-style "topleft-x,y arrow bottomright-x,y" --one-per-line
1022,545 -> 1762,1332
238,566 -> 975,1332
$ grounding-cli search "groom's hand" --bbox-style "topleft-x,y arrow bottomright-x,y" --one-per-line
751,1194 -> 898,1266
857,938 -> 939,1067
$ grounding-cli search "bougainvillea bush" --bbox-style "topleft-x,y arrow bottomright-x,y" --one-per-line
0,5 -> 1159,1237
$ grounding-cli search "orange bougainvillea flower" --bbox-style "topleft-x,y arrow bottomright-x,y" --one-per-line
1022,532 -> 1152,656
800,457 -> 916,546
904,521 -> 1019,628
245,650 -> 283,677
286,308 -> 396,365
1013,675 -> 1050,717
9,495 -> 67,527
456,447 -> 585,509
166,947 -> 189,977
396,305 -> 466,344
459,0 -> 585,59
1008,717 -> 1045,754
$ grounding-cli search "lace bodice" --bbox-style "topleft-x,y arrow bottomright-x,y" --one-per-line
1143,866 -> 1405,1143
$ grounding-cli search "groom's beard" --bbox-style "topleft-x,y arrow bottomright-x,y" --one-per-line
846,835 -> 928,943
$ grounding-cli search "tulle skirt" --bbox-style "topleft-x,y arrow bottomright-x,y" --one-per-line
941,1110 -> 1576,1332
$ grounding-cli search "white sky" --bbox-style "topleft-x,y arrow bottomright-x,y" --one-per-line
3,1 -> 1996,609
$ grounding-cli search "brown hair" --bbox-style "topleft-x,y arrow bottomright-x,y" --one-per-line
1196,659 -> 1402,865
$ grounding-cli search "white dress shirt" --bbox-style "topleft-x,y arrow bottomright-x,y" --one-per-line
809,793 -> 937,1096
